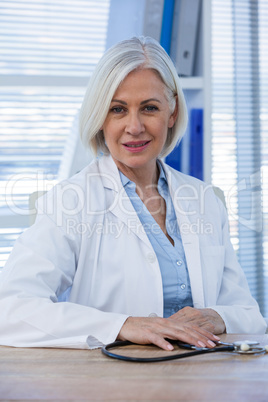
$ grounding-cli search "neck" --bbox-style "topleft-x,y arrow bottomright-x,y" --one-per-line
114,159 -> 159,189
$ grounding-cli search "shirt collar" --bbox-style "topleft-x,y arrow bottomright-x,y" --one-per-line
158,161 -> 167,188
119,160 -> 167,190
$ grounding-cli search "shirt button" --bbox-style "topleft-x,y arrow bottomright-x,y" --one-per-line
181,284 -> 186,290
148,313 -> 158,317
147,253 -> 156,263
176,260 -> 183,266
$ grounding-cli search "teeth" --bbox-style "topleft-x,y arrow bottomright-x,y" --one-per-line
126,142 -> 147,148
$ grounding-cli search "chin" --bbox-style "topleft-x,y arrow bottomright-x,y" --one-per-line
124,155 -> 157,169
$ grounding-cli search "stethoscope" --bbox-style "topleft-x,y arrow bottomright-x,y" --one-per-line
102,340 -> 268,363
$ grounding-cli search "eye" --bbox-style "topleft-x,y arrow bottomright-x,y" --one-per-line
144,105 -> 159,112
110,106 -> 125,114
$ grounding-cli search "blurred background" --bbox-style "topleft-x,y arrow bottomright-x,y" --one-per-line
0,0 -> 267,317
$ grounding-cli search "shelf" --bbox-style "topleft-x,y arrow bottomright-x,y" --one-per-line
180,77 -> 203,90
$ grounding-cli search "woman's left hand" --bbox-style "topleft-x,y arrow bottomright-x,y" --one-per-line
168,306 -> 226,334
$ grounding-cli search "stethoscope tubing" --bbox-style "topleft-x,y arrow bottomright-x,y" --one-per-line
102,341 -> 235,363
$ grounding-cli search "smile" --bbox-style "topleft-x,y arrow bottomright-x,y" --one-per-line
122,141 -> 151,153
125,141 -> 149,148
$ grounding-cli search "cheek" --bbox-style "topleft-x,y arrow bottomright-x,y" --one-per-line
103,119 -> 122,136
154,119 -> 169,139
102,121 -> 115,140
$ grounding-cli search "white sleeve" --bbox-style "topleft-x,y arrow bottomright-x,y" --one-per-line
0,212 -> 128,349
209,197 -> 267,334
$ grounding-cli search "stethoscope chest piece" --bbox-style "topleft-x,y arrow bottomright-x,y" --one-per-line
232,340 -> 265,354
217,340 -> 265,354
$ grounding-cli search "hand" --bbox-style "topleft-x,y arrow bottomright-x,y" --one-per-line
117,313 -> 222,352
169,306 -> 226,335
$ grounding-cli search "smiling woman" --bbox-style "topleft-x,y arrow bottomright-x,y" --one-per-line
102,69 -> 178,177
0,36 -> 266,351
79,37 -> 187,158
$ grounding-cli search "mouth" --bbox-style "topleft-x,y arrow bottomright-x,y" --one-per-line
123,140 -> 151,151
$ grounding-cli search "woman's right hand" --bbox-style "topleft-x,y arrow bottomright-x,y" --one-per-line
117,315 -> 220,351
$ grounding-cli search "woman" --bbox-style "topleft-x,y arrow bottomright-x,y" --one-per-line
0,37 -> 266,350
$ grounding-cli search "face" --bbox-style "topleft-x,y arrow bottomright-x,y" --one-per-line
102,68 -> 177,175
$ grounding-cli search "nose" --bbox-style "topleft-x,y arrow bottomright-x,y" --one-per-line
125,112 -> 145,135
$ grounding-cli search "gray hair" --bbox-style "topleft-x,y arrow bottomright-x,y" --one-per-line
79,36 -> 188,157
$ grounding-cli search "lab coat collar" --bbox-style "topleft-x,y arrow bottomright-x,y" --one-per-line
96,154 -> 123,192
97,155 -> 152,247
98,155 -> 167,192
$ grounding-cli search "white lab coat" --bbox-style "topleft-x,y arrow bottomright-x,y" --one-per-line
0,155 -> 266,349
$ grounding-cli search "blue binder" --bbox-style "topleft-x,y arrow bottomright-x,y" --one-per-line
160,0 -> 175,54
165,141 -> 182,172
189,108 -> 203,180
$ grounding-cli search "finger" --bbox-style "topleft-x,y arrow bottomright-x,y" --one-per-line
161,322 -> 220,349
148,333 -> 174,351
188,324 -> 219,339
181,325 -> 221,347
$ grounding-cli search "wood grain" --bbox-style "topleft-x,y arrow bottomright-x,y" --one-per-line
0,334 -> 268,400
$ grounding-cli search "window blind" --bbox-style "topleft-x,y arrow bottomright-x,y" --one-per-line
0,0 -> 109,76
0,0 -> 110,269
211,0 -> 268,315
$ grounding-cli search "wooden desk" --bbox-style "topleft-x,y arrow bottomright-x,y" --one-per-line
0,334 -> 268,401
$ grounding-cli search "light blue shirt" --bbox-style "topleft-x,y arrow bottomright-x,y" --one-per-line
119,163 -> 193,318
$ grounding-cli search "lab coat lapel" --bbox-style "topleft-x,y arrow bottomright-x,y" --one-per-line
163,162 -> 205,308
98,155 -> 152,247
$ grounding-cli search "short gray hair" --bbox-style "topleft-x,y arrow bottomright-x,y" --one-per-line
79,36 -> 188,157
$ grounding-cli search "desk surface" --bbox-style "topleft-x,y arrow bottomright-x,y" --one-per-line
0,334 -> 268,401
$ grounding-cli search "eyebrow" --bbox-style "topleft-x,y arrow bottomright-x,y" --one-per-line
111,98 -> 162,105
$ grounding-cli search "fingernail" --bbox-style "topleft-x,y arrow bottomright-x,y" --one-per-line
208,340 -> 216,347
198,341 -> 206,348
213,335 -> 220,340
167,344 -> 174,351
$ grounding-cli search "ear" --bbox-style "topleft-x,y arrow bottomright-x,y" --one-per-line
168,96 -> 179,128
